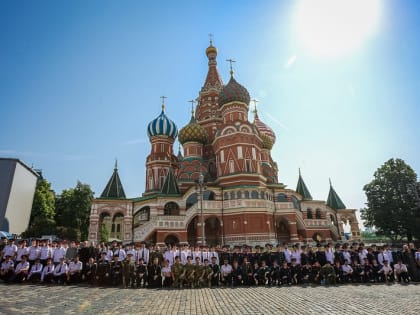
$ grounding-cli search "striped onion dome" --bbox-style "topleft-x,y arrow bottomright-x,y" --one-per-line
218,76 -> 250,107
147,109 -> 178,139
254,112 -> 276,150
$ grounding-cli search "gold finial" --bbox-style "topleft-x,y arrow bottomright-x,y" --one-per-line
251,99 -> 258,114
160,96 -> 167,111
188,99 -> 196,116
226,58 -> 236,77
209,33 -> 214,46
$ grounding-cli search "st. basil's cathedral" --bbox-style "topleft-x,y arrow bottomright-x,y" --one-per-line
88,41 -> 360,246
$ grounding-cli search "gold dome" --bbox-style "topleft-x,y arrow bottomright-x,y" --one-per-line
178,116 -> 208,145
206,45 -> 218,57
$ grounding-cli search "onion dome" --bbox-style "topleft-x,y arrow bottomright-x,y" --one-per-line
219,76 -> 250,107
147,104 -> 178,139
254,111 -> 276,150
178,115 -> 208,145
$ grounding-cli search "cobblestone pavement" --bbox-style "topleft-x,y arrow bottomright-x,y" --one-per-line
0,283 -> 419,315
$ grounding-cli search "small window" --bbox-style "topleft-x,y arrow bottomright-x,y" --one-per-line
111,224 -> 115,233
252,148 -> 256,160
229,160 -> 235,173
220,150 -> 224,163
246,160 -> 252,172
307,209 -> 313,219
244,191 -> 250,199
238,146 -> 243,159
277,194 -> 287,202
315,209 -> 322,219
116,224 -> 121,233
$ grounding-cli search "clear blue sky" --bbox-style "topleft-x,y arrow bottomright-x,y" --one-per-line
1,1 -> 419,225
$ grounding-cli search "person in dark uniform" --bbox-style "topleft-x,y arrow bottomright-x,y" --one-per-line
279,261 -> 291,285
210,256 -> 220,286
136,258 -> 148,288
315,245 -> 327,266
301,261 -> 312,285
96,252 -> 111,286
231,260 -> 243,287
219,246 -> 230,266
310,261 -> 321,284
147,256 -> 162,288
110,254 -> 122,286
231,246 -> 243,265
241,256 -> 254,286
82,257 -> 97,284
334,244 -> 344,265
333,261 -> 342,284
290,258 -> 301,285
257,260 -> 270,285
262,244 -> 274,267
122,252 -> 136,288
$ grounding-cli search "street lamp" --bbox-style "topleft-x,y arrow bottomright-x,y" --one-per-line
196,173 -> 207,246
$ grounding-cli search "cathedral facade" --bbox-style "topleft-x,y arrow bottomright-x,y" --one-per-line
88,42 -> 360,246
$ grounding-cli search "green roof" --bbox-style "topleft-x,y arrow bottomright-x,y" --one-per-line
326,179 -> 346,210
296,169 -> 313,200
161,167 -> 180,195
100,161 -> 126,199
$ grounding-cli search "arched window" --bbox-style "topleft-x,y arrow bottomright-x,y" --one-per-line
291,196 -> 301,210
186,193 -> 198,209
111,213 -> 124,240
244,191 -> 250,199
224,192 -> 229,200
315,209 -> 322,219
230,191 -> 236,200
307,209 -> 313,219
251,190 -> 259,199
133,206 -> 150,228
164,202 -> 180,215
277,194 -> 287,202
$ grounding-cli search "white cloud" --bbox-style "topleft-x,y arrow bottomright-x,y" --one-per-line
263,111 -> 291,132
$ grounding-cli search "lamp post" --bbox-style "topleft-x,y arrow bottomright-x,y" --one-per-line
196,173 -> 207,246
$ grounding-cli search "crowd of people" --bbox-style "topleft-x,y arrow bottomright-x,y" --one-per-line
1,237 -> 420,289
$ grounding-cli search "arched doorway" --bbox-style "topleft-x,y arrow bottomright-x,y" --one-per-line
187,216 -> 198,245
164,234 -> 180,246
204,217 -> 221,246
99,213 -> 111,242
276,218 -> 290,243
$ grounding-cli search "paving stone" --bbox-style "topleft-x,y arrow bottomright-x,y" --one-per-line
0,283 -> 419,314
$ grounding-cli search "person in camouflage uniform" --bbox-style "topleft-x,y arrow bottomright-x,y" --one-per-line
171,256 -> 184,288
320,261 -> 336,285
184,256 -> 196,288
122,252 -> 136,288
194,257 -> 202,287
197,258 -> 213,288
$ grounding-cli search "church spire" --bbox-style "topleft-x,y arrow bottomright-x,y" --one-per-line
100,161 -> 126,199
201,36 -> 223,93
161,167 -> 180,195
327,178 -> 346,210
296,168 -> 313,200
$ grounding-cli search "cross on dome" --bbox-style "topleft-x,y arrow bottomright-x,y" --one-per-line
226,58 -> 236,77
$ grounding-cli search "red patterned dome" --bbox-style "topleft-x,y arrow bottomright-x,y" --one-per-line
254,112 -> 276,149
218,76 -> 250,107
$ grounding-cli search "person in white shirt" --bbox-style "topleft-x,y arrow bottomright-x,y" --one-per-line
378,260 -> 393,283
40,241 -> 53,266
113,244 -> 126,262
137,242 -> 149,265
28,240 -> 41,265
163,246 -> 175,267
325,244 -> 335,264
209,246 -> 219,265
53,257 -> 68,284
2,239 -> 18,260
13,254 -> 30,283
283,244 -> 292,264
53,243 -> 66,266
192,246 -> 202,263
41,258 -> 55,283
220,259 -> 232,286
28,258 -> 43,283
67,255 -> 83,284
181,244 -> 191,265
0,255 -> 15,283
16,240 -> 29,264
341,260 -> 354,283
394,259 -> 409,283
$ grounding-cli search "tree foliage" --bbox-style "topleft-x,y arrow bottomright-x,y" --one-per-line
55,181 -> 93,241
361,158 -> 419,241
22,179 -> 56,237
100,224 -> 109,243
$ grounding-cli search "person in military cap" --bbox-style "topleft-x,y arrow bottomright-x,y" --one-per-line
149,245 -> 164,267
310,261 -> 322,284
193,256 -> 202,287
82,257 -> 97,285
210,256 -> 220,286
122,252 -> 136,288
319,261 -> 336,285
219,245 -> 231,266
96,252 -> 111,286
254,245 -> 263,265
136,257 -> 147,288
231,246 -> 243,265
198,258 -> 213,288
315,244 -> 327,266
301,261 -> 312,285
256,260 -> 270,285
262,244 -> 274,267
171,256 -> 184,288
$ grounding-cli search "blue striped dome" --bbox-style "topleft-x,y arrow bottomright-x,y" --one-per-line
147,110 -> 178,139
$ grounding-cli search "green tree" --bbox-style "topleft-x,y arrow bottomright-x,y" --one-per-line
55,181 -> 93,241
361,158 -> 419,241
22,179 -> 56,237
100,224 -> 110,243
